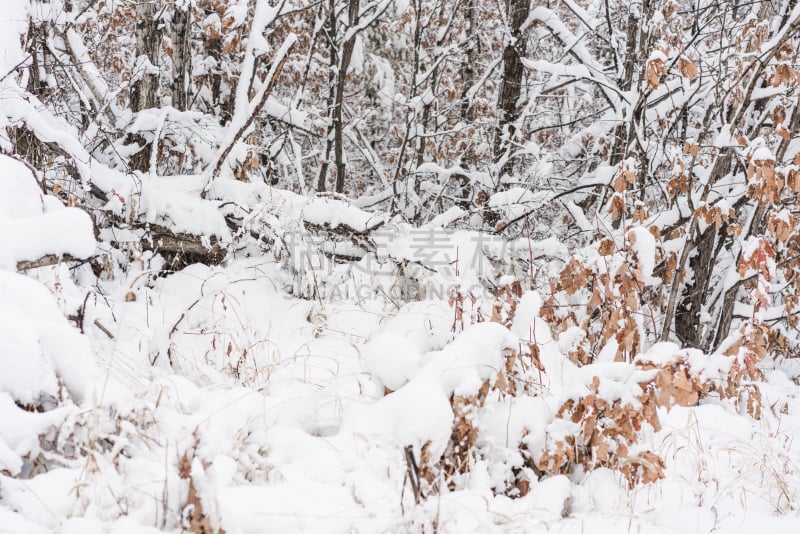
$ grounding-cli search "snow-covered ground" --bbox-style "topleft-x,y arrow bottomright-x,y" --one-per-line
3,153 -> 800,533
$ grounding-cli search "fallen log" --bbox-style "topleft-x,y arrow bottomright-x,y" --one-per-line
138,222 -> 227,266
16,254 -> 83,271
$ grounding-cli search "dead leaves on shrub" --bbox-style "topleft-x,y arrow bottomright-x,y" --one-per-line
638,359 -> 703,408
434,273 -> 768,500
179,445 -> 225,534
539,345 -> 765,489
538,374 -> 664,489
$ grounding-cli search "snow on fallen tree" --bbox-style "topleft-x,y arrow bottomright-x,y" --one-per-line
302,196 -> 385,233
0,156 -> 96,271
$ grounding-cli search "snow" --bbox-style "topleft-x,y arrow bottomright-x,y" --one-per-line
427,206 -> 466,227
138,175 -> 232,237
0,308 -> 60,403
0,0 -> 28,73
362,331 -> 421,390
524,6 -> 624,109
751,145 -> 775,161
4,2 -> 800,533
0,269 -> 96,403
488,187 -> 551,216
627,225 -> 657,282
302,197 -> 383,231
0,86 -> 95,185
0,157 -> 43,219
3,200 -> 800,533
527,475 -> 571,519
0,209 -> 97,268
649,49 -> 669,63
0,155 -> 96,268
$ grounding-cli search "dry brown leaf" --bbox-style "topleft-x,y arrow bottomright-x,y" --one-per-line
599,238 -> 615,256
678,57 -> 698,80
646,58 -> 667,90
609,195 -> 626,221
560,258 -> 591,295
684,141 -> 700,156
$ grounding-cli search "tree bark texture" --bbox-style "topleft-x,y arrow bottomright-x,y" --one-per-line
493,0 -> 530,169
130,0 -> 163,171
171,4 -> 191,111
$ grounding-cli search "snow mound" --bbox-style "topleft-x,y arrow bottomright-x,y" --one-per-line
0,155 -> 96,269
0,270 -> 96,404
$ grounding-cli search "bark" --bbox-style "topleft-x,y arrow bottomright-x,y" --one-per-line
129,0 -> 163,171
610,0 -> 652,166
493,0 -> 530,172
317,0 -> 361,194
26,20 -> 48,98
334,0 -> 361,193
317,0 -> 338,192
199,1 -> 234,123
458,0 -> 477,123
660,149 -> 732,341
171,4 -> 191,111
136,223 -> 227,267
674,227 -> 717,347
456,0 -> 479,206
17,254 -> 84,272
130,1 -> 162,113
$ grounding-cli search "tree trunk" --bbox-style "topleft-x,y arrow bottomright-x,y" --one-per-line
317,0 -> 338,192
334,0 -> 360,194
171,4 -> 191,111
610,0 -> 651,166
458,0 -> 477,124
131,2 -> 162,113
493,0 -> 530,175
130,0 -> 163,171
674,226 -> 718,347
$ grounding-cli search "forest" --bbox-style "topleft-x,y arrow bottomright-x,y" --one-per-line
2,0 -> 800,532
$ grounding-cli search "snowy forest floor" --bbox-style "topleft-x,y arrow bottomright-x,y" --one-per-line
4,213 -> 800,533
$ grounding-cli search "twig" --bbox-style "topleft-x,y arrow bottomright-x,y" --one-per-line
93,319 -> 115,340
495,183 -> 613,232
404,445 -> 424,504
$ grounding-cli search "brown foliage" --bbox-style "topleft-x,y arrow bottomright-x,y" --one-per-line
179,451 -> 225,534
537,374 -> 665,489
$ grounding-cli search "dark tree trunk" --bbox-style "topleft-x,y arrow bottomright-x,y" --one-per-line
610,0 -> 652,166
493,0 -> 530,176
171,4 -> 191,111
674,227 -> 718,347
333,0 -> 360,194
199,1 -> 234,124
130,2 -> 162,113
458,0 -> 477,124
318,0 -> 360,194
